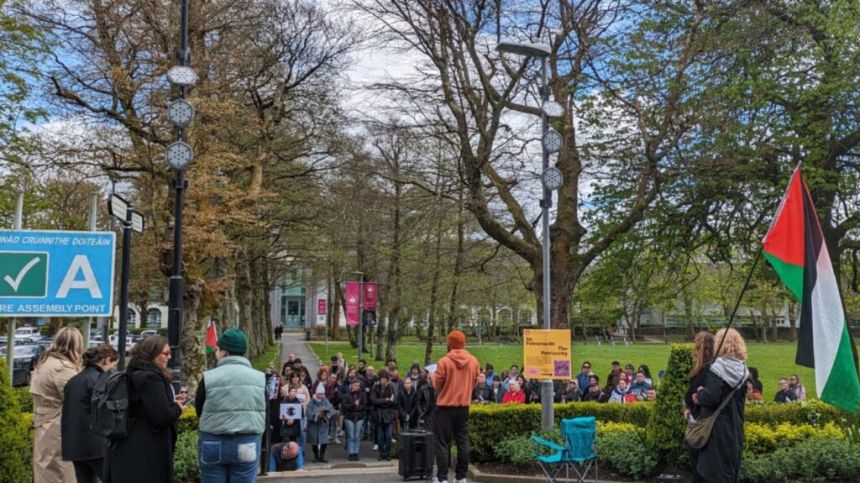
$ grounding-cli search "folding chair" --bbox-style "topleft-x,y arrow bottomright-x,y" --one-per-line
562,416 -> 598,482
531,416 -> 598,483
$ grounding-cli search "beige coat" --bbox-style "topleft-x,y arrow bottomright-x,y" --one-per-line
30,355 -> 80,483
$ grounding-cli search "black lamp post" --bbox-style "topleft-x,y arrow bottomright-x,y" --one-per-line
165,0 -> 197,374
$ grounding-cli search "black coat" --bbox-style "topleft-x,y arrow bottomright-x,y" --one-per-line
105,360 -> 181,483
696,370 -> 746,483
62,364 -> 107,461
341,389 -> 367,421
417,383 -> 436,429
472,383 -> 491,403
685,363 -> 711,420
398,387 -> 420,426
371,382 -> 399,424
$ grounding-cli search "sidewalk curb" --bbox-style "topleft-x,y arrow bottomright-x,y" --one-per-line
259,464 -> 397,480
468,464 -> 628,483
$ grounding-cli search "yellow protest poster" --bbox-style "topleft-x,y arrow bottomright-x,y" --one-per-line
523,329 -> 571,380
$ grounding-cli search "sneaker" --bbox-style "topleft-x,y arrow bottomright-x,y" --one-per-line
455,479 -> 468,483
335,438 -> 342,444
373,444 -> 379,451
431,479 -> 448,483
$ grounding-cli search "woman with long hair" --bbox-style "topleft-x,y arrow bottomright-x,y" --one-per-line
105,336 -> 184,483
685,331 -> 714,482
30,326 -> 83,483
695,328 -> 749,483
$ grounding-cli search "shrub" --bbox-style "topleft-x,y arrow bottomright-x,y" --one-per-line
178,406 -> 198,434
645,343 -> 691,466
494,428 -> 562,466
744,422 -> 844,455
173,430 -> 200,482
745,399 -> 850,427
595,426 -> 658,480
14,386 -> 33,413
740,436 -> 860,482
0,359 -> 33,482
469,402 -> 652,462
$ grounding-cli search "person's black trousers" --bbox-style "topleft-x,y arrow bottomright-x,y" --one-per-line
74,458 -> 102,483
434,406 -> 470,481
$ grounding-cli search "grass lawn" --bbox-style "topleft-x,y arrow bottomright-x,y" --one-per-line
308,340 -> 816,399
251,343 -> 281,371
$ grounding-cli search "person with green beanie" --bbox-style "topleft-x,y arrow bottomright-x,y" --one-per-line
195,328 -> 266,482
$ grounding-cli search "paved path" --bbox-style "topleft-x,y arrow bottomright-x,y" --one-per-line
280,332 -> 321,376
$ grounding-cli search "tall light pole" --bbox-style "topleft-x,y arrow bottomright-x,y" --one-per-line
352,271 -> 364,363
165,0 -> 197,376
497,40 -> 565,432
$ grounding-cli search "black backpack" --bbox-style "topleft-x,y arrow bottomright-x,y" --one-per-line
91,371 -> 131,441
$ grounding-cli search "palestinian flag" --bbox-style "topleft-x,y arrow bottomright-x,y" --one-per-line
763,167 -> 860,412
205,320 -> 218,354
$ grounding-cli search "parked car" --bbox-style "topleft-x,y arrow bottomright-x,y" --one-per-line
140,329 -> 158,339
14,327 -> 41,340
0,344 -> 45,386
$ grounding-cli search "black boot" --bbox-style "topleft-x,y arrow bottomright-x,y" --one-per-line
319,444 -> 329,463
312,445 -> 319,462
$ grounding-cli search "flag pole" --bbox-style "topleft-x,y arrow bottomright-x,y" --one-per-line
714,250 -> 763,359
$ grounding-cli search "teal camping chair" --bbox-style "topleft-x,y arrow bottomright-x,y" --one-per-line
531,416 -> 598,483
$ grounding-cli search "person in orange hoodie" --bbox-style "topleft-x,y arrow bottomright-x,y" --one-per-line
432,330 -> 481,483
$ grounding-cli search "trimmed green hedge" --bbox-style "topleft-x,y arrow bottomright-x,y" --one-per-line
0,360 -> 33,482
469,402 -> 652,462
646,344 -> 691,465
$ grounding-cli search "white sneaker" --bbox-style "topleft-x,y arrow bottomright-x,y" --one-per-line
392,438 -> 397,443
431,479 -> 448,483
372,444 -> 379,451
455,479 -> 467,483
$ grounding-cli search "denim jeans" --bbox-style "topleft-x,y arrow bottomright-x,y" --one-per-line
344,419 -> 364,454
199,432 -> 261,483
376,420 -> 393,458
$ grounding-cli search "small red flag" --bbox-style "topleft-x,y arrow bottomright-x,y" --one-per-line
205,320 -> 218,354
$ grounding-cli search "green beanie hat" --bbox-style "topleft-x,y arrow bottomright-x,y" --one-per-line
218,328 -> 248,355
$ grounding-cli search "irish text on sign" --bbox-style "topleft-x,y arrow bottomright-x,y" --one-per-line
523,329 -> 572,380
0,230 -> 116,317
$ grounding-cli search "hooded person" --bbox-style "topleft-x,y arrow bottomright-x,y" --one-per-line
432,330 -> 480,483
695,328 -> 749,483
306,381 -> 335,462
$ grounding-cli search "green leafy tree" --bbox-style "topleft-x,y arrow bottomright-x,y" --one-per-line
646,344 -> 693,467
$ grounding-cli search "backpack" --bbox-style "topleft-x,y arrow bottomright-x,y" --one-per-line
91,371 -> 132,441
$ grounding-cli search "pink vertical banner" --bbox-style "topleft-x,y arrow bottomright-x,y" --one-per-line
345,282 -> 360,327
317,299 -> 327,316
364,282 -> 378,310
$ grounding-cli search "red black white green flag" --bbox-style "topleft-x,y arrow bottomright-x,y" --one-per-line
762,167 -> 860,412
205,320 -> 218,354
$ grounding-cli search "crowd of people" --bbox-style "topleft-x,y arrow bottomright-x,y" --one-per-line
22,321 -> 785,483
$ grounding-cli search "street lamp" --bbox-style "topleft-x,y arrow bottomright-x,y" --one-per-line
165,0 -> 196,376
107,194 -> 145,370
497,39 -> 565,432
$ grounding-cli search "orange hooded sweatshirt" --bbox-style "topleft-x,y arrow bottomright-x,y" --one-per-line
434,348 -> 481,407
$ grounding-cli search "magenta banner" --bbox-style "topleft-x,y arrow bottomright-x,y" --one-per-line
345,282 -> 360,327
317,299 -> 327,316
364,282 -> 378,310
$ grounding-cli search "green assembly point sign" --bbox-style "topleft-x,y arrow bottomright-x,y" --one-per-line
0,252 -> 48,298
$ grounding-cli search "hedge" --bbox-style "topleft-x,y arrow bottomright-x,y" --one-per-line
646,343 -> 691,465
0,360 -> 33,482
469,402 -> 652,462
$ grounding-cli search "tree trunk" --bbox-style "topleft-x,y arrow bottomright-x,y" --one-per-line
788,301 -> 798,341
683,290 -> 695,339
181,278 -> 206,395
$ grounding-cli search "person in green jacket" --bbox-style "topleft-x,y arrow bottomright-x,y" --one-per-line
196,329 -> 266,483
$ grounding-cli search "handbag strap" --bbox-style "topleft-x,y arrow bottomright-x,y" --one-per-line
711,378 -> 746,417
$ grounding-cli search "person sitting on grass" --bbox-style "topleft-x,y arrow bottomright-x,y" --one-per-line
774,378 -> 798,403
646,388 -> 657,401
637,364 -> 653,386
582,375 -> 606,402
556,379 -> 580,403
745,379 -> 763,402
609,377 -> 631,403
789,374 -> 806,401
576,361 -> 593,397
628,371 -> 653,400
490,377 -> 505,403
502,381 -> 526,404
472,372 -> 492,404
